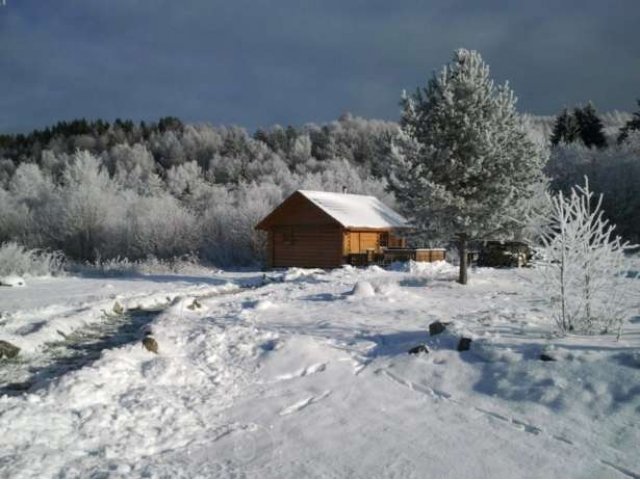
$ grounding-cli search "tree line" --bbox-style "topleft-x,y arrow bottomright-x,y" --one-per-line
0,114 -> 400,266
0,61 -> 638,268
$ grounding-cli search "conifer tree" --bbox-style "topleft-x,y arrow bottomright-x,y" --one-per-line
617,99 -> 640,144
574,103 -> 606,149
550,108 -> 580,146
389,49 -> 546,284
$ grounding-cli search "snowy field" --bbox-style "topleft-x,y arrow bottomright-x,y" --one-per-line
1,262 -> 639,478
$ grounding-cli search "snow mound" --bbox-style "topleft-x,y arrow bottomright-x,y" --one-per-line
473,340 -> 523,363
259,335 -> 335,382
282,268 -> 325,282
253,299 -> 276,311
408,260 -> 455,276
366,265 -> 386,273
350,280 -> 375,297
243,299 -> 277,311
0,275 -> 26,287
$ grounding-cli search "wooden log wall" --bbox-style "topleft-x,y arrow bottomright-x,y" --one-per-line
271,225 -> 343,268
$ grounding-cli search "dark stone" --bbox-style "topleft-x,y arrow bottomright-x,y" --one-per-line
261,339 -> 278,352
408,344 -> 429,355
187,299 -> 202,310
429,321 -> 447,336
142,335 -> 159,354
0,340 -> 20,359
5,381 -> 31,392
539,353 -> 556,362
457,337 -> 472,352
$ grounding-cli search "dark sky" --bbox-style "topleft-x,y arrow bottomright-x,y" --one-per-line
1,0 -> 639,133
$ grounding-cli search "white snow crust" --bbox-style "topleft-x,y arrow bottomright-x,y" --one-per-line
299,190 -> 410,229
0,262 -> 639,477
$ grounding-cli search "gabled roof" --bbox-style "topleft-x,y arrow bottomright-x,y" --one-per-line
299,190 -> 410,229
256,190 -> 411,230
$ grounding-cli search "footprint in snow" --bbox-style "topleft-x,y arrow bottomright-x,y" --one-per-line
599,460 -> 640,479
474,407 -> 542,435
275,363 -> 327,381
279,390 -> 332,416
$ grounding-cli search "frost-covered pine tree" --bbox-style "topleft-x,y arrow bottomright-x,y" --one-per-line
389,49 -> 546,284
532,177 -> 637,336
550,108 -> 580,146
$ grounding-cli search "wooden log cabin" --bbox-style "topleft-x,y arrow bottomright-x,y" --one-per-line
255,190 -> 446,268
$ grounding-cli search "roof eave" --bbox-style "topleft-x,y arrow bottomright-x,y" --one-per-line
342,225 -> 413,231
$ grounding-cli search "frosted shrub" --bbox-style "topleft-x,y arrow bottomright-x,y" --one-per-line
0,242 -> 65,277
72,254 -> 211,277
201,182 -> 279,266
532,178 -> 638,336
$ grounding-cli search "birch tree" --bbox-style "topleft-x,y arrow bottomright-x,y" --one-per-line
533,177 -> 637,335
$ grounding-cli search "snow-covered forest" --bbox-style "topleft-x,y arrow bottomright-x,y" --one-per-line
0,115 -> 398,266
1,107 -> 638,268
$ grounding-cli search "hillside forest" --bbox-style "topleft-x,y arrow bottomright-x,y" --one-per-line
0,105 -> 639,267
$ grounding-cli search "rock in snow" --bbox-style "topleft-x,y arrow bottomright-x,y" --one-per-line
142,335 -> 159,354
457,337 -> 472,351
429,321 -> 447,336
408,344 -> 429,355
0,275 -> 26,287
0,340 -> 20,359
187,298 -> 202,310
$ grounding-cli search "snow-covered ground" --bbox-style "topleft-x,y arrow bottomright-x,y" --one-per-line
0,271 -> 263,355
1,262 -> 639,477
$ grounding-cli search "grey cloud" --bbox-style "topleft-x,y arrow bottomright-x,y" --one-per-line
0,0 -> 638,132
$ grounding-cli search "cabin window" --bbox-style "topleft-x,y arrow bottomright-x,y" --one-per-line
388,234 -> 406,248
380,232 -> 389,248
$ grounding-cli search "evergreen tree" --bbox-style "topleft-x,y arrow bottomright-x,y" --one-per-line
617,99 -> 640,143
550,108 -> 580,145
389,49 -> 546,284
574,103 -> 606,149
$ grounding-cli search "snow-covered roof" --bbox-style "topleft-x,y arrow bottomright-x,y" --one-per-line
297,190 -> 410,229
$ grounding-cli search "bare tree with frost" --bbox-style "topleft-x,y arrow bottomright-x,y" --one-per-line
533,177 -> 637,336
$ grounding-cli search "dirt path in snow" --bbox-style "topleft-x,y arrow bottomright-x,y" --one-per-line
0,285 -> 251,396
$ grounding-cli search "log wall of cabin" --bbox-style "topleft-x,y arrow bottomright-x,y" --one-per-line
388,233 -> 406,248
343,230 -> 407,255
414,249 -> 446,262
271,225 -> 343,268
343,231 -> 380,255
260,192 -> 338,228
259,192 -> 409,268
